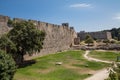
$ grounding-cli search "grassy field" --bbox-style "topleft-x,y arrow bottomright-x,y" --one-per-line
89,50 -> 120,61
14,50 -> 108,80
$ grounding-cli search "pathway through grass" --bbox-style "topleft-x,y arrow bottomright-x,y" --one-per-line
14,50 -> 108,80
89,50 -> 120,61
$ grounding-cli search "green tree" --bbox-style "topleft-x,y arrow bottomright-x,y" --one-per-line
7,21 -> 45,64
85,34 -> 94,46
0,35 -> 16,54
0,50 -> 16,80
85,34 -> 91,40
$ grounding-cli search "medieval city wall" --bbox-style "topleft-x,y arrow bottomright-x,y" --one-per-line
78,31 -> 112,41
0,15 -> 77,58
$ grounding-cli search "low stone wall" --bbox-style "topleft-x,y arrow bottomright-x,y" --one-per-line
71,44 -> 120,51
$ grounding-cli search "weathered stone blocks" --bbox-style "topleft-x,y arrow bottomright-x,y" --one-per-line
0,15 -> 77,59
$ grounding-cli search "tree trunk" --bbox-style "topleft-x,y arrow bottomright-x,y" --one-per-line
13,51 -> 24,65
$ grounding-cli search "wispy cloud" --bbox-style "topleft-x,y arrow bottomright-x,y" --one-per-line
69,3 -> 92,8
114,16 -> 120,20
113,13 -> 120,20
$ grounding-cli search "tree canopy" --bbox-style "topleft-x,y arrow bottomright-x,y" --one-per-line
8,21 -> 45,54
85,34 -> 94,45
0,35 -> 16,54
0,50 -> 16,80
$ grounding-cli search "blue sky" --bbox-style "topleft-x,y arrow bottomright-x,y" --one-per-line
0,0 -> 120,32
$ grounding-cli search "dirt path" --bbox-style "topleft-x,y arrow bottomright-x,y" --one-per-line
84,50 -> 112,80
84,51 -> 112,63
84,68 -> 109,80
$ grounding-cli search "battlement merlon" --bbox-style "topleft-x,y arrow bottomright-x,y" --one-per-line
62,23 -> 69,27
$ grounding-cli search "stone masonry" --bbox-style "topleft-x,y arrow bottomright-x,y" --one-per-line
0,15 -> 77,58
77,31 -> 112,41
0,15 -> 113,59
0,15 -> 9,36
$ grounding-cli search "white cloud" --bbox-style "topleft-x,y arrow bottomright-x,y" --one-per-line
113,13 -> 120,20
69,3 -> 92,8
114,16 -> 120,20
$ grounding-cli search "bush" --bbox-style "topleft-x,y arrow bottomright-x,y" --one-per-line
108,62 -> 120,80
0,50 -> 16,80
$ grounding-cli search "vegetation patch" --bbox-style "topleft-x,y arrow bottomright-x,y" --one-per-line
14,50 -> 109,80
89,50 -> 120,61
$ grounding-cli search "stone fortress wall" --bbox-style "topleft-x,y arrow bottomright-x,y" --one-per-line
0,15 -> 113,58
0,15 -> 77,58
77,31 -> 112,41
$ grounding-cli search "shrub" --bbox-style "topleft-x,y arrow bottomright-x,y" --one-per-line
0,50 -> 16,80
108,62 -> 120,80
